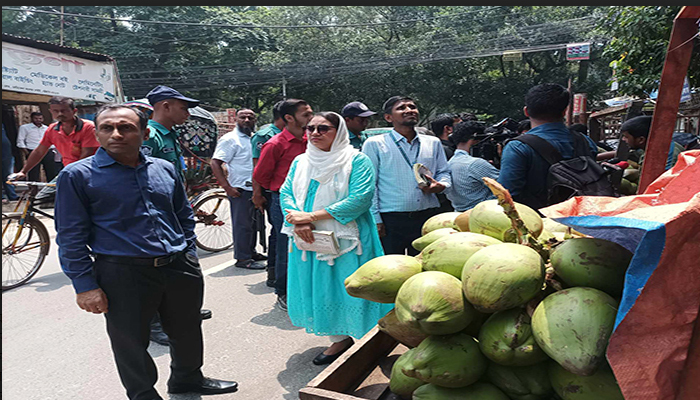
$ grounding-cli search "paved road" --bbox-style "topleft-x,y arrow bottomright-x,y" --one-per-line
2,211 -> 334,400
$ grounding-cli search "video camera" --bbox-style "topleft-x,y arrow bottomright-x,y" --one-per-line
469,117 -> 520,168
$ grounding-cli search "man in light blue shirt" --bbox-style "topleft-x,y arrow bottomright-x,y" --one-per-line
446,120 -> 499,211
362,96 -> 451,256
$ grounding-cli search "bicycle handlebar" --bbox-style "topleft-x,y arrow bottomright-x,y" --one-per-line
5,181 -> 56,188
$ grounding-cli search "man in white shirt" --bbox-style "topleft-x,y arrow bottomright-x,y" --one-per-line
210,108 -> 266,270
16,112 -> 60,182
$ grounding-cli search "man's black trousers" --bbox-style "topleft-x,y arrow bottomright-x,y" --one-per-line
94,252 -> 204,400
380,208 -> 439,256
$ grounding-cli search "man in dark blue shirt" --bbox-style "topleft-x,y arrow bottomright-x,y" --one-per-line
498,83 -> 598,210
55,104 -> 238,399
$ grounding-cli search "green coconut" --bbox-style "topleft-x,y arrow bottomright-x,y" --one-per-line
486,361 -> 553,400
421,232 -> 502,278
531,287 -> 618,376
412,382 -> 510,400
550,237 -> 633,297
389,348 -> 426,399
412,227 -> 459,252
462,243 -> 545,313
454,209 -> 472,232
469,199 -> 544,242
478,308 -> 550,366
344,255 -> 422,303
395,271 -> 476,335
402,333 -> 488,388
377,308 -> 429,348
549,361 -> 624,400
421,211 -> 462,235
462,310 -> 491,337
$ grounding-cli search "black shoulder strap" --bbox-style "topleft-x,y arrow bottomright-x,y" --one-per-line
570,131 -> 592,158
514,134 -> 563,165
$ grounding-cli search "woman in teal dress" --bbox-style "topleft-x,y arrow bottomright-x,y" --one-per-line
281,111 -> 393,365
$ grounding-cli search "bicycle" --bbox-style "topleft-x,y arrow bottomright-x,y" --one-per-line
1,178 -> 233,290
2,181 -> 53,291
190,187 -> 233,252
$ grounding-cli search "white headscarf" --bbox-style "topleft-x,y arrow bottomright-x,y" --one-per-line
281,112 -> 362,265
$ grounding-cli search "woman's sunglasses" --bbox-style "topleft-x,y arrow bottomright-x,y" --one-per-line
304,124 -> 334,134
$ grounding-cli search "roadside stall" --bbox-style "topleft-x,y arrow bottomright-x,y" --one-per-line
299,7 -> 700,400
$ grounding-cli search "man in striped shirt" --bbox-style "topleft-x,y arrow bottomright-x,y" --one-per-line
445,121 -> 499,212
362,96 -> 451,256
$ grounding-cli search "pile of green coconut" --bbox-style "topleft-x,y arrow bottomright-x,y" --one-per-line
344,181 -> 632,400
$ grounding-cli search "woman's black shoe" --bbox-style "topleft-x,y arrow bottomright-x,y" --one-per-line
312,341 -> 354,365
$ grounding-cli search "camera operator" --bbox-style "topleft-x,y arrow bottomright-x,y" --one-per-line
468,118 -> 519,168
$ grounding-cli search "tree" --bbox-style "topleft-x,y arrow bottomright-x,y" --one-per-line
598,6 -> 699,98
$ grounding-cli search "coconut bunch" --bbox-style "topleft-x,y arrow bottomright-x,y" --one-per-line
344,178 -> 632,400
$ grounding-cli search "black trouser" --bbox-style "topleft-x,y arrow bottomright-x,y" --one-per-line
380,208 -> 439,256
95,252 -> 205,400
26,148 -> 61,183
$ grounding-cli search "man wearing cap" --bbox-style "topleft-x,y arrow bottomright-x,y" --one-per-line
341,101 -> 376,150
361,96 -> 451,256
141,85 -> 200,180
141,85 -> 212,346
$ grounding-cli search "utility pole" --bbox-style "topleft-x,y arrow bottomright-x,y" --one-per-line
60,6 -> 65,46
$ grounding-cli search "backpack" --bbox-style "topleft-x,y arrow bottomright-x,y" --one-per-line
514,131 -> 616,206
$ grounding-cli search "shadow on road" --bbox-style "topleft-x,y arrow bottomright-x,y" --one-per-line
277,346 -> 328,400
250,307 -> 303,332
0,271 -> 71,294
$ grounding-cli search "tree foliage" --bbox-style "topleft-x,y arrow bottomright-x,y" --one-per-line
599,6 -> 698,99
3,6 -> 691,124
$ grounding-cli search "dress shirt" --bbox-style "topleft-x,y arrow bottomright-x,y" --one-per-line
362,129 -> 451,223
212,127 -> 254,191
55,148 -> 196,294
498,122 -> 598,211
252,128 -> 307,192
16,123 -> 48,149
446,149 -> 499,212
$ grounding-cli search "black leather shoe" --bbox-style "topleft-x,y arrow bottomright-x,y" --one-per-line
200,309 -> 212,320
168,377 -> 238,395
312,341 -> 354,365
149,329 -> 169,346
252,253 -> 268,261
235,259 -> 266,270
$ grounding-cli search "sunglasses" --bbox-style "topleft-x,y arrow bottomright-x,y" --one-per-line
304,124 -> 335,134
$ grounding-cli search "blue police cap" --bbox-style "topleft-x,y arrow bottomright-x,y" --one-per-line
146,85 -> 199,108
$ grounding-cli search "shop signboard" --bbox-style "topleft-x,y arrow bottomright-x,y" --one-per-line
2,40 -> 121,102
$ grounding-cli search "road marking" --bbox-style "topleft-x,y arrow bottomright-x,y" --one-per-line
203,260 -> 235,276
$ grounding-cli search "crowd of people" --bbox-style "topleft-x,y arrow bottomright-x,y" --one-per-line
2,82 -> 696,400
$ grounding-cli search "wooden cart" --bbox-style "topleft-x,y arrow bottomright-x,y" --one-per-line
299,327 -> 409,400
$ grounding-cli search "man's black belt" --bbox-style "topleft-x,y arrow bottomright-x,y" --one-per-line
382,208 -> 438,219
95,252 -> 180,267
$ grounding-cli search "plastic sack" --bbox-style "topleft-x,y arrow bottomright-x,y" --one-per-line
540,150 -> 700,400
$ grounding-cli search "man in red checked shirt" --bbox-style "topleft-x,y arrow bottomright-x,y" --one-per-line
252,98 -> 313,311
9,96 -> 99,203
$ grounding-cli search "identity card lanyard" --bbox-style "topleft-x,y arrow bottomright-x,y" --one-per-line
392,135 -> 420,170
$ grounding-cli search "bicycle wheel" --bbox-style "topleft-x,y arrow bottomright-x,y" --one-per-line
192,193 -> 233,252
2,214 -> 50,290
